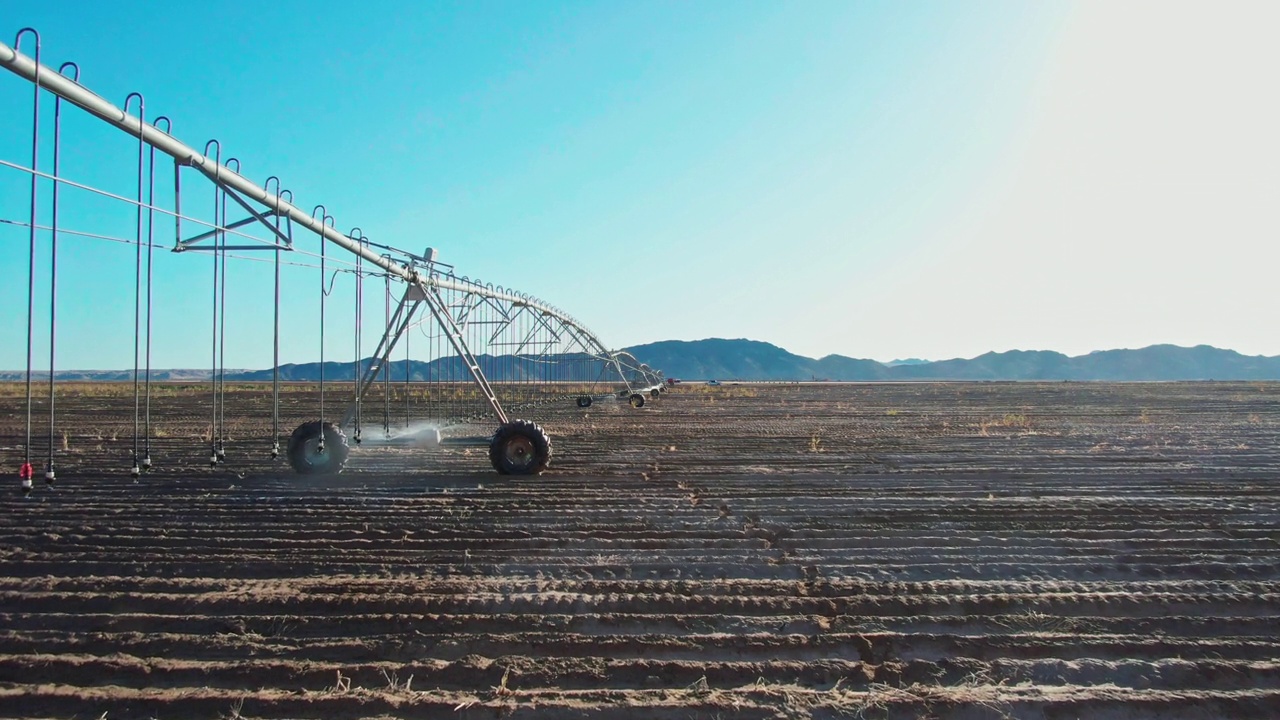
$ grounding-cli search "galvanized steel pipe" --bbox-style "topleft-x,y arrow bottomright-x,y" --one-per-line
0,38 -> 600,342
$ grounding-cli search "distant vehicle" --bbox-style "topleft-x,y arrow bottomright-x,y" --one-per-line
666,378 -> 682,386
706,380 -> 722,386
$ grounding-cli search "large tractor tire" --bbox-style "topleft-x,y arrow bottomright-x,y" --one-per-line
489,419 -> 552,475
287,421 -> 350,475
576,396 -> 593,408
629,393 -> 645,408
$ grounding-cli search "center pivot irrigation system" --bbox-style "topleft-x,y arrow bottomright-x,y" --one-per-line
1,29 -> 664,493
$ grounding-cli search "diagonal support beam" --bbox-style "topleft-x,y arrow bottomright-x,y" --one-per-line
421,282 -> 508,425
339,285 -> 422,429
175,167 -> 293,250
178,214 -> 271,247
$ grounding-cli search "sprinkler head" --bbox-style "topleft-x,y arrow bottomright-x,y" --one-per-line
142,457 -> 153,471
215,449 -> 226,461
130,465 -> 140,481
209,455 -> 218,468
44,469 -> 55,486
270,444 -> 279,460
354,433 -> 362,445
21,477 -> 33,496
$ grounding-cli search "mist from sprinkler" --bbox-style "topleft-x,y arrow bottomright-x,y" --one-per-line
359,421 -> 443,448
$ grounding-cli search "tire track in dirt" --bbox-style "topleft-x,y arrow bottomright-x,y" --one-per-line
1,382 -> 1278,718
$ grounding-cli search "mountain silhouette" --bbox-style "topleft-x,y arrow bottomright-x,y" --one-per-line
623,339 -> 1280,381
6,340 -> 1279,382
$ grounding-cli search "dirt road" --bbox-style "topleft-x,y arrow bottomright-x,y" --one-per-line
1,382 -> 1277,718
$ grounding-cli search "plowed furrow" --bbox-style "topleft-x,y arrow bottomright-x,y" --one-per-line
2,381 -> 1278,718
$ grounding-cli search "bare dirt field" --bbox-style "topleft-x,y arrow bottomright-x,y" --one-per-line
1,381 -> 1278,719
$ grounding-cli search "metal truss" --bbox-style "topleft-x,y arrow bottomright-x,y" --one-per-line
1,29 -> 663,480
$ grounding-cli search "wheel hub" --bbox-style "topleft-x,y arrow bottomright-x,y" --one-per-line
504,436 -> 535,467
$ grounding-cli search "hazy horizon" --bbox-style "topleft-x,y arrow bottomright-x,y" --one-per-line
2,338 -> 1276,374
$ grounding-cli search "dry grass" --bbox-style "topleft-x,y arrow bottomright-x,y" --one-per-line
381,668 -> 413,693
220,697 -> 247,720
992,608 -> 1100,634
492,667 -> 512,696
682,383 -> 761,398
976,411 -> 1033,436
325,670 -> 352,695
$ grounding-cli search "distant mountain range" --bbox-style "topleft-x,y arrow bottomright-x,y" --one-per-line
0,368 -> 236,382
4,339 -> 1280,382
623,339 -> 1280,381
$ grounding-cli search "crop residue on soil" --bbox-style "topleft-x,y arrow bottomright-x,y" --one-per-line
0,381 -> 1278,718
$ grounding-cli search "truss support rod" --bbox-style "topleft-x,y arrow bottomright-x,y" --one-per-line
559,322 -> 633,392
178,211 -> 281,248
182,245 -> 293,252
421,283 -> 509,425
339,285 -> 421,429
177,169 -> 293,249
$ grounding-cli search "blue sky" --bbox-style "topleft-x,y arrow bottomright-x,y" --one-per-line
2,1 -> 1277,369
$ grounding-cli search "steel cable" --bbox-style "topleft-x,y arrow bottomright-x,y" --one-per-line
18,28 -> 39,495
404,310 -> 410,429
143,118 -> 166,473
268,183 -> 286,460
45,64 -> 72,488
217,160 -> 236,463
126,92 -> 144,480
316,210 -> 331,448
207,142 -> 221,468
383,272 -> 391,435
353,232 -> 363,443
